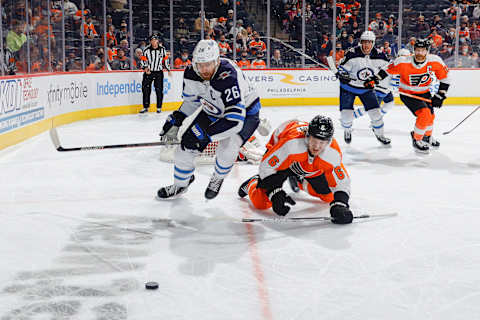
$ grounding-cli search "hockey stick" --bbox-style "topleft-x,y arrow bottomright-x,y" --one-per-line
49,127 -> 179,152
241,212 -> 398,223
399,92 -> 432,103
442,106 -> 480,135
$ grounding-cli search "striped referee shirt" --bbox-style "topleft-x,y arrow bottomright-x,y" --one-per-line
141,45 -> 170,72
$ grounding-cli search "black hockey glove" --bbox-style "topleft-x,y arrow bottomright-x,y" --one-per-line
431,91 -> 446,108
364,75 -> 379,89
336,70 -> 351,85
267,188 -> 296,216
330,201 -> 353,224
181,124 -> 211,152
160,111 -> 187,137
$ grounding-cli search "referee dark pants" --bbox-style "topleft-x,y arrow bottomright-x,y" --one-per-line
142,71 -> 164,112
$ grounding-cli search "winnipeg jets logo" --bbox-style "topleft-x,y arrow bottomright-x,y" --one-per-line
357,67 -> 375,81
200,98 -> 222,116
409,73 -> 431,86
217,71 -> 231,80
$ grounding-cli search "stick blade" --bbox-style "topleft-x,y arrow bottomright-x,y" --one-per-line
49,127 -> 62,151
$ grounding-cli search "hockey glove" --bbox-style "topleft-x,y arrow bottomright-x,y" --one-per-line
160,111 -> 187,138
336,70 -> 351,85
181,124 -> 211,152
364,75 -> 379,89
330,201 -> 353,224
268,188 -> 296,216
431,91 -> 446,108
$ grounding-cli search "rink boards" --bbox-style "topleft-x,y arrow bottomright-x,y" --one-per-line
1,68 -> 479,150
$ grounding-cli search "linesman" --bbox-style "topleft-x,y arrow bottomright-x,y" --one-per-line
140,34 -> 172,113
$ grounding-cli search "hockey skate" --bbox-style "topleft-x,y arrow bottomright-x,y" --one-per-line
139,107 -> 148,114
288,175 -> 301,193
344,129 -> 352,144
372,129 -> 391,145
156,175 -> 195,200
205,175 -> 225,200
422,135 -> 440,148
410,132 -> 430,153
238,175 -> 259,198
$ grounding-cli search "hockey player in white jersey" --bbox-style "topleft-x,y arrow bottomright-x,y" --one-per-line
157,39 -> 261,200
336,31 -> 391,145
353,48 -> 411,119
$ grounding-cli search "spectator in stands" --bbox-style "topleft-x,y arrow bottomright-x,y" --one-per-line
338,29 -> 349,49
6,20 -> 27,74
305,4 -> 316,23
102,24 -> 118,47
218,34 -> 232,54
219,47 -> 228,58
349,21 -> 362,39
106,15 -> 113,27
106,39 -> 117,62
430,15 -> 445,34
226,9 -> 235,30
175,17 -> 189,42
438,42 -> 452,60
119,39 -> 130,56
382,27 -> 397,47
345,34 -> 356,49
445,27 -> 456,45
133,48 -> 143,69
406,36 -> 416,53
174,50 -> 191,69
336,20 -> 347,39
349,8 -> 362,26
237,51 -> 251,69
414,15 -> 430,38
459,22 -> 471,41
82,14 -> 98,39
429,28 -> 443,48
215,0 -> 230,18
318,33 -> 332,58
329,42 -> 344,66
386,15 -> 397,33
381,41 -> 393,59
469,51 -> 479,68
214,17 -> 228,36
117,20 -> 129,42
252,51 -> 266,69
111,48 -> 131,70
229,19 -> 246,39
234,32 -> 248,54
65,51 -> 81,71
474,5 -> 480,20
194,11 -> 210,32
271,49 -> 285,68
470,21 -> 480,41
248,31 -> 266,55
63,0 -> 78,18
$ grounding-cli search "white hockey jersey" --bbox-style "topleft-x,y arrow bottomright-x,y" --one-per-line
179,58 -> 260,141
339,46 -> 390,94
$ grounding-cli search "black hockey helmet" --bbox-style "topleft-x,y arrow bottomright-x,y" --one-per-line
308,115 -> 334,140
414,38 -> 432,50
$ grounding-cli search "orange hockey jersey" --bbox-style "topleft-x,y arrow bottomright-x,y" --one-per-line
260,120 -> 350,195
384,54 -> 450,95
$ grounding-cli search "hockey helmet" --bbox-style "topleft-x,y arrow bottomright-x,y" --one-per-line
308,115 -> 334,141
360,31 -> 376,42
414,38 -> 432,50
192,39 -> 220,75
148,33 -> 160,42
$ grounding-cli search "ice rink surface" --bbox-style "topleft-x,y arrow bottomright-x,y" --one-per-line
1,105 -> 479,319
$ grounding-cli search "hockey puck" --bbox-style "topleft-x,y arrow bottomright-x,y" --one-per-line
145,281 -> 159,290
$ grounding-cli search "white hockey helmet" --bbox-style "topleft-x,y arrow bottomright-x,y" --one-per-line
192,39 -> 220,74
360,31 -> 376,42
397,48 -> 411,57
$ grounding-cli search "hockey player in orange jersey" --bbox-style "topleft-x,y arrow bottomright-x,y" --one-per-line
364,39 -> 450,153
238,115 -> 353,224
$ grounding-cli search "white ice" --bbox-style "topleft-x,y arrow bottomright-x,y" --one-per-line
1,105 -> 479,319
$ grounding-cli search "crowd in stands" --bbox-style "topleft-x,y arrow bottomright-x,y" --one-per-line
2,0 -> 480,75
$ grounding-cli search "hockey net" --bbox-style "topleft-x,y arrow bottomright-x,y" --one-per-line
158,137 -> 265,164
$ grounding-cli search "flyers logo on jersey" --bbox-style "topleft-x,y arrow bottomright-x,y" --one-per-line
409,73 -> 431,86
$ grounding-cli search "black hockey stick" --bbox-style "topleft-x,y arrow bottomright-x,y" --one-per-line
241,212 -> 397,223
49,127 -> 179,152
442,106 -> 480,135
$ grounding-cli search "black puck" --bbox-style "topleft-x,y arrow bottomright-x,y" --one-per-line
145,281 -> 159,290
